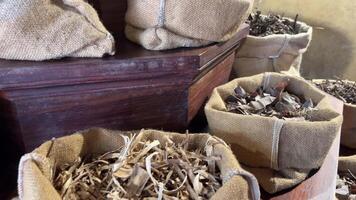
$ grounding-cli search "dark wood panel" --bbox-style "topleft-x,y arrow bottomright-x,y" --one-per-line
188,53 -> 235,122
7,79 -> 188,152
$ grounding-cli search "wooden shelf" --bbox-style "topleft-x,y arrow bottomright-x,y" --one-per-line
0,23 -> 248,153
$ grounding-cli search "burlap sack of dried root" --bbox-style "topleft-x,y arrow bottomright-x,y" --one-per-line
124,0 -> 253,50
205,73 -> 342,193
18,128 -> 260,200
0,0 -> 115,61
232,14 -> 312,77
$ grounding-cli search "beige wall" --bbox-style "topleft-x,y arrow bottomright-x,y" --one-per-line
255,0 -> 356,81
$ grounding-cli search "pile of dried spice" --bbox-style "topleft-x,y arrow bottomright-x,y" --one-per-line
336,170 -> 356,200
248,11 -> 300,37
314,79 -> 356,105
225,79 -> 315,120
54,134 -> 222,200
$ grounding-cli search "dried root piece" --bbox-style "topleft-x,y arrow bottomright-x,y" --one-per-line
225,79 -> 316,121
54,133 -> 223,199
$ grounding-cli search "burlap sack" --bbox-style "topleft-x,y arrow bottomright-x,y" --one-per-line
313,79 -> 356,149
339,155 -> 356,174
0,0 -> 115,61
338,102 -> 356,177
205,73 -> 342,193
18,128 -> 260,200
242,166 -> 309,194
233,17 -> 312,77
342,103 -> 356,148
125,0 -> 253,50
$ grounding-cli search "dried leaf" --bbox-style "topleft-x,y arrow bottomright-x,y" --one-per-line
248,11 -> 300,37
249,96 -> 276,110
225,80 -> 316,120
234,86 -> 246,98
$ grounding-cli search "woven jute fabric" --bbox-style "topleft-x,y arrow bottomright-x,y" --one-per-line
242,165 -> 309,194
0,0 -> 115,61
18,128 -> 260,200
340,103 -> 356,148
205,73 -> 343,193
232,17 -> 312,77
337,94 -> 356,176
125,0 -> 253,50
339,155 -> 356,175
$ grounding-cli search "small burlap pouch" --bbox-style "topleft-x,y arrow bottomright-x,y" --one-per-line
205,73 -> 342,193
124,0 -> 253,50
0,0 -> 115,61
233,17 -> 312,77
18,128 -> 260,200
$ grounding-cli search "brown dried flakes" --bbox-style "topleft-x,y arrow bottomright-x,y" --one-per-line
225,79 -> 316,120
314,79 -> 356,105
248,11 -> 301,37
54,134 -> 223,200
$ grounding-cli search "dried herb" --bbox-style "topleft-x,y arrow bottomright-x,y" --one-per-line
314,79 -> 356,105
248,11 -> 301,37
54,134 -> 223,200
336,170 -> 356,199
225,79 -> 315,121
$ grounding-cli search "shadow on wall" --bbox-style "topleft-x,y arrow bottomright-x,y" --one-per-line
301,23 -> 353,79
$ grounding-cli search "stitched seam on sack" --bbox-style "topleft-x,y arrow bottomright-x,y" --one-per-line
271,120 -> 284,169
263,72 -> 271,90
270,35 -> 291,71
157,0 -> 166,28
